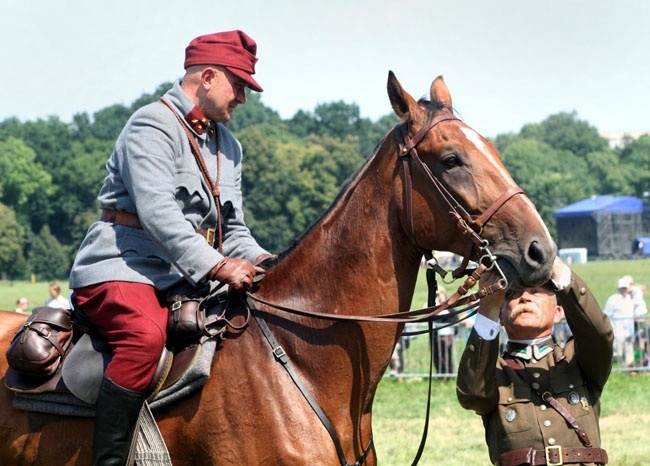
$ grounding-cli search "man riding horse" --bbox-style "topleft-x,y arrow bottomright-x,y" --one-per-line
69,30 -> 274,465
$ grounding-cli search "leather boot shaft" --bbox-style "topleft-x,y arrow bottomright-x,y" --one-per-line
93,377 -> 146,466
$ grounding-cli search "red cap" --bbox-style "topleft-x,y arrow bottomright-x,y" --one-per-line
184,30 -> 263,92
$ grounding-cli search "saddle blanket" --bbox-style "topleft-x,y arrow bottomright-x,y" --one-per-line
12,337 -> 217,417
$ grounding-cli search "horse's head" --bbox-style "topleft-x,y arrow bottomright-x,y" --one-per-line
387,71 -> 556,289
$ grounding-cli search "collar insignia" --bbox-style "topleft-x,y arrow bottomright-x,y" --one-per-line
185,107 -> 214,137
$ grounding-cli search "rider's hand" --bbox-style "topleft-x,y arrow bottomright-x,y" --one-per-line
209,257 -> 264,294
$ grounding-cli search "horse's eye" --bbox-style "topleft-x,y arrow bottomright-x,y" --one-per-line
441,154 -> 460,169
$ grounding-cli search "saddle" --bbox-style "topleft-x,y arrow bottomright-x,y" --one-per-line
5,289 -> 237,414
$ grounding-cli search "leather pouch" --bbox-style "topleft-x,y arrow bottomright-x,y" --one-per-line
6,306 -> 73,376
167,297 -> 206,341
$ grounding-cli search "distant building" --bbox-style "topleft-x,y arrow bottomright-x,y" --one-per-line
600,131 -> 649,149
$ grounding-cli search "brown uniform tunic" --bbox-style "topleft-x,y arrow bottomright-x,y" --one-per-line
457,272 -> 614,465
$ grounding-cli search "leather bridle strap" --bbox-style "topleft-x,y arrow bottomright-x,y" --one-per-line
394,116 -> 524,269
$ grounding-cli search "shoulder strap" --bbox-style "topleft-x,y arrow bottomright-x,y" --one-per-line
159,98 -> 223,253
505,358 -> 593,447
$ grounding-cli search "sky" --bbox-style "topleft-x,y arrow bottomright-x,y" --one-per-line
1,0 -> 648,138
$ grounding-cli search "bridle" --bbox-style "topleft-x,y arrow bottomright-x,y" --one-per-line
395,113 -> 524,282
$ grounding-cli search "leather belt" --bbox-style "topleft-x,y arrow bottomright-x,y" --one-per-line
101,209 -> 142,228
501,446 -> 608,466
100,209 -> 216,247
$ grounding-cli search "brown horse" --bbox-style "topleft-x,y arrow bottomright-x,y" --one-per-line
0,72 -> 555,465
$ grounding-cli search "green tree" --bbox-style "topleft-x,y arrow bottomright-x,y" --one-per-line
618,135 -> 650,199
0,137 -> 55,229
28,225 -> 70,280
501,137 -> 592,237
0,203 -> 28,280
50,137 -> 112,244
239,126 -> 364,251
228,91 -> 284,133
90,104 -> 132,141
520,112 -> 608,159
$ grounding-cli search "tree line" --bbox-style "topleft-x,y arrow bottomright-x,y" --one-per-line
1,82 -> 648,280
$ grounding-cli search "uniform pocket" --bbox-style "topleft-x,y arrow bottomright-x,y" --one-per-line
175,170 -> 210,215
550,362 -> 591,419
496,383 -> 535,434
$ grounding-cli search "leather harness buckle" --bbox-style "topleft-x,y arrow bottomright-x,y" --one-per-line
545,445 -> 563,466
205,228 -> 216,248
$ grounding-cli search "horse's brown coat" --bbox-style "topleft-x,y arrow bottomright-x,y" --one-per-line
0,73 -> 555,465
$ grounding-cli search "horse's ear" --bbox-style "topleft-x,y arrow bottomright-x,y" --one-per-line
387,71 -> 419,121
430,75 -> 453,110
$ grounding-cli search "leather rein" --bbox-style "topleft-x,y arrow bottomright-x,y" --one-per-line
239,115 -> 526,466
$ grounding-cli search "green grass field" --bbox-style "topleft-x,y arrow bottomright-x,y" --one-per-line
0,279 -> 70,311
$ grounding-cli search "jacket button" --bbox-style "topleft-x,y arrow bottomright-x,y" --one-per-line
579,287 -> 587,295
548,438 -> 556,445
188,268 -> 196,275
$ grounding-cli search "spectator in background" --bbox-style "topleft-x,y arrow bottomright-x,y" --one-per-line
433,287 -> 457,379
14,297 -> 28,314
45,283 -> 70,309
603,275 -> 648,370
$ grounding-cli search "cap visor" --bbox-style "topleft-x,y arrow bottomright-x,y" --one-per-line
227,67 -> 263,92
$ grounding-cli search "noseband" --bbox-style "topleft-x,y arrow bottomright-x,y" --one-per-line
395,114 -> 524,279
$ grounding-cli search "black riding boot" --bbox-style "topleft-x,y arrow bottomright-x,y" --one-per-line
93,377 -> 146,466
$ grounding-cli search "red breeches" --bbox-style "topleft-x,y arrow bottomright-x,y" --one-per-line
73,282 -> 168,393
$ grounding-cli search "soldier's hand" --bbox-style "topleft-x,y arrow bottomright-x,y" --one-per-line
478,288 -> 506,322
209,257 -> 264,294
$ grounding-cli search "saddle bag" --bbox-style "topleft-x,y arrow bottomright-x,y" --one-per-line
167,297 -> 206,341
6,306 -> 73,377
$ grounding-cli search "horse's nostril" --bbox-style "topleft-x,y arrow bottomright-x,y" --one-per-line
528,240 -> 546,265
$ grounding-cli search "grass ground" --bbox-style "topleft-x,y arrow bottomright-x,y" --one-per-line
373,372 -> 650,465
0,280 -> 70,311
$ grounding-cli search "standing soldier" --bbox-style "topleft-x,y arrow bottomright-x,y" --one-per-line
457,258 -> 613,465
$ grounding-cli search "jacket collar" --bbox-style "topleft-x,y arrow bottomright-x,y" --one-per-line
163,81 -> 215,139
505,336 -> 554,361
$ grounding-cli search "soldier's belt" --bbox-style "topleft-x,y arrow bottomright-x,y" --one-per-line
100,209 -> 216,247
500,446 -> 608,466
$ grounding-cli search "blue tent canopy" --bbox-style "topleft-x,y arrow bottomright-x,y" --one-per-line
554,195 -> 643,218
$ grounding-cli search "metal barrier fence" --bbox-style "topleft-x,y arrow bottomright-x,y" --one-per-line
387,316 -> 650,379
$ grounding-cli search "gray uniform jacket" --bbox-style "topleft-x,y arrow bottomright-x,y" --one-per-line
456,272 -> 614,465
69,81 -> 267,291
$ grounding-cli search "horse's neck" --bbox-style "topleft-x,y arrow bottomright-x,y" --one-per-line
264,150 -> 420,313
